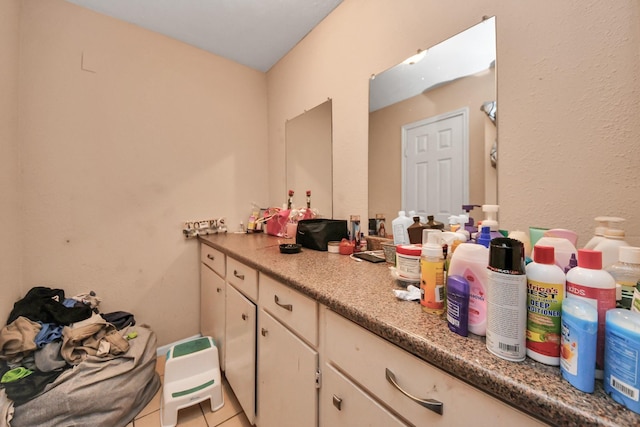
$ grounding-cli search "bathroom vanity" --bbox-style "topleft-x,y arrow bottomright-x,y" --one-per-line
199,233 -> 638,426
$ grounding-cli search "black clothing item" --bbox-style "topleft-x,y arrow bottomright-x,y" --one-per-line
1,368 -> 65,406
101,311 -> 136,330
7,287 -> 92,326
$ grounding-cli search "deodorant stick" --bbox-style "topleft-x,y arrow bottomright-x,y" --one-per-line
486,238 -> 527,362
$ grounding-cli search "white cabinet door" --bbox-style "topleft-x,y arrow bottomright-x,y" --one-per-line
200,264 -> 226,371
225,283 -> 257,424
257,309 -> 318,427
320,363 -> 409,427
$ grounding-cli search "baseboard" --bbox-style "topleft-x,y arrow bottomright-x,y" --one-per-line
156,334 -> 202,356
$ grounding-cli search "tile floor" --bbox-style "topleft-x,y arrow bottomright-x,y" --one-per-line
127,356 -> 252,427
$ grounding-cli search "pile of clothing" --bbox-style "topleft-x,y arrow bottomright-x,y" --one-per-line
0,287 -> 136,406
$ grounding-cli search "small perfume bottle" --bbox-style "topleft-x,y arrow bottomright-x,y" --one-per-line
287,190 -> 294,210
306,190 -> 311,208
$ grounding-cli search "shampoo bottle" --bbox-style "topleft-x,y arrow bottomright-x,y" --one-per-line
420,230 -> 446,315
448,243 -> 490,336
486,238 -> 527,362
526,245 -> 566,365
565,249 -> 616,377
560,297 -> 597,393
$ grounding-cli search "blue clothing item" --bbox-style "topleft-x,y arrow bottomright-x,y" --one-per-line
34,323 -> 63,348
62,298 -> 76,308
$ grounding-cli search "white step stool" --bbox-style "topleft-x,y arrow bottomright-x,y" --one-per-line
161,336 -> 224,427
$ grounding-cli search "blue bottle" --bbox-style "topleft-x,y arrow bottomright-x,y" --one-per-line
560,297 -> 597,393
604,309 -> 640,414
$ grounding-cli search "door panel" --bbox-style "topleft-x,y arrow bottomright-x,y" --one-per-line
403,109 -> 468,223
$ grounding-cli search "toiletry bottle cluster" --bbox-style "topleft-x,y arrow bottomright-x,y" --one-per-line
386,206 -> 640,414
432,212 -> 640,415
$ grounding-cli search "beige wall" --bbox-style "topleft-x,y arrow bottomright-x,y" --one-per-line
11,0 -> 269,346
0,0 -> 22,325
268,0 -> 640,247
368,69 -> 495,226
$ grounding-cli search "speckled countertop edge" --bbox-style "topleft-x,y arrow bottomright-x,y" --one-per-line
199,233 -> 640,427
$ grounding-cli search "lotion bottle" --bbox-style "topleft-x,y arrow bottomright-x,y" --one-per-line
448,243 -> 490,336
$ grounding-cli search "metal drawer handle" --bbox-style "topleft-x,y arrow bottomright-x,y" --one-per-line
233,270 -> 245,280
332,395 -> 342,411
207,254 -> 215,260
274,295 -> 293,312
385,368 -> 443,415
261,328 -> 268,337
241,313 -> 248,321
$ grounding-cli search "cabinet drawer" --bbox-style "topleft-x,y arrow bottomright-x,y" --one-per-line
321,363 -> 409,427
259,273 -> 318,347
200,244 -> 225,277
324,309 -> 545,427
227,257 -> 258,302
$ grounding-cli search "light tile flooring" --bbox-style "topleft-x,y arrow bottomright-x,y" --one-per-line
127,356 -> 252,427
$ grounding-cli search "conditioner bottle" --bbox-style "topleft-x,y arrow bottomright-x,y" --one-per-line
526,245 -> 566,365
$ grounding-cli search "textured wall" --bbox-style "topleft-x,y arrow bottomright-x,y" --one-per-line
268,0 -> 640,247
16,0 -> 269,345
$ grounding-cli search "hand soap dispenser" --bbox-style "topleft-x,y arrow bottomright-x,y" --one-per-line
481,204 -> 503,241
584,216 -> 625,250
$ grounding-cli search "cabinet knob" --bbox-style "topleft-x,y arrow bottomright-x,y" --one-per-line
261,328 -> 268,336
233,270 -> 245,280
385,368 -> 443,415
332,395 -> 342,411
241,313 -> 248,321
274,294 -> 293,312
207,254 -> 215,260
216,287 -> 222,293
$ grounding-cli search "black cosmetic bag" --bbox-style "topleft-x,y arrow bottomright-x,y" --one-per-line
296,219 -> 349,251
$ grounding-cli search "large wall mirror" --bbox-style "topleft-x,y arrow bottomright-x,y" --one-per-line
286,99 -> 333,218
369,17 -> 496,225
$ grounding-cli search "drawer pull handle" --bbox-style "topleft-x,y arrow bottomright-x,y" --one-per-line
385,368 -> 443,415
216,287 -> 222,293
332,395 -> 342,411
233,270 -> 245,280
274,295 -> 293,312
207,254 -> 215,260
241,313 -> 248,321
261,328 -> 268,337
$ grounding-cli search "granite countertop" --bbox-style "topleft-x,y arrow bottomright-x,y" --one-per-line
199,232 -> 639,427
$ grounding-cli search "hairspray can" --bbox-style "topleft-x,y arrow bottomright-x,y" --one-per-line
486,238 -> 527,361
